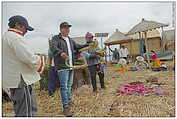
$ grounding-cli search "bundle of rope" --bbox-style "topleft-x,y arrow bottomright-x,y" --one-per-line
65,40 -> 107,69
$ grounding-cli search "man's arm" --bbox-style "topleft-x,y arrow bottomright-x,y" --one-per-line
50,36 -> 64,57
72,39 -> 89,50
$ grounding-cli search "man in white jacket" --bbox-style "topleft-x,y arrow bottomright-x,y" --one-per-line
2,15 -> 41,117
119,44 -> 129,62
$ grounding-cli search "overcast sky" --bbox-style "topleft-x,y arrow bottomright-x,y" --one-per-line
2,1 -> 175,54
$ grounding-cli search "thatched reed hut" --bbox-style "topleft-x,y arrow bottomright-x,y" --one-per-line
126,18 -> 168,56
126,29 -> 161,56
163,29 -> 175,51
104,29 -> 132,46
104,29 -> 133,59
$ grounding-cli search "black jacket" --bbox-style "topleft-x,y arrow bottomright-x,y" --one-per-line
50,33 -> 88,70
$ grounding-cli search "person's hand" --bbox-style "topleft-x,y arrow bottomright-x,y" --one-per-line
96,55 -> 101,58
60,52 -> 69,59
89,42 -> 95,46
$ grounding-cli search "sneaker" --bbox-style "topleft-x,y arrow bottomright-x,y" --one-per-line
63,107 -> 73,117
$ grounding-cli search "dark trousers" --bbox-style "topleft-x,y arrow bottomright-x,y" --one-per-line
10,85 -> 37,117
48,66 -> 58,95
88,64 -> 105,92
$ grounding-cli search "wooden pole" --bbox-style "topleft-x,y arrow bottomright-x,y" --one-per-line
161,27 -> 164,52
101,37 -> 103,49
105,46 -> 107,63
130,39 -> 132,56
139,32 -> 141,56
144,31 -> 150,68
129,39 -> 133,62
144,32 -> 148,53
139,32 -> 141,39
109,45 -> 111,62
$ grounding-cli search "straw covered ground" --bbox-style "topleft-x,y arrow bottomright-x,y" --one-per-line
2,61 -> 175,117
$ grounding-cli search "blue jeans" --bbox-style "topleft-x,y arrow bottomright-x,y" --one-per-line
57,69 -> 74,108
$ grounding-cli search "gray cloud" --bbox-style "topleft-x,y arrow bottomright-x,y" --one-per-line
2,1 -> 174,53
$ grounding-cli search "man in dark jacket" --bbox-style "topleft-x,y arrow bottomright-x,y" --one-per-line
84,32 -> 106,93
50,22 -> 88,117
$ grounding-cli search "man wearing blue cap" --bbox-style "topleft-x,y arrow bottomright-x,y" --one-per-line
50,22 -> 89,117
2,15 -> 41,117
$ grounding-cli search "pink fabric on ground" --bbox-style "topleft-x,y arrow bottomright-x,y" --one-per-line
116,83 -> 166,96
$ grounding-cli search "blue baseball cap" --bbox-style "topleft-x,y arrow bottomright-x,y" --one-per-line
9,15 -> 34,31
